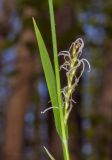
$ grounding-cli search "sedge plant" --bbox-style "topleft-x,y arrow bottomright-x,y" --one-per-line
33,0 -> 90,159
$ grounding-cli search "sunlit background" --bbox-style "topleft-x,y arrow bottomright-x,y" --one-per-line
0,0 -> 112,160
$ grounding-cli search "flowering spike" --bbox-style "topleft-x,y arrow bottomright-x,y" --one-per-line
59,38 -> 90,123
41,38 -> 90,124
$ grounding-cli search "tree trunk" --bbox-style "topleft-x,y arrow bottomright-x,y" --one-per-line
4,84 -> 31,160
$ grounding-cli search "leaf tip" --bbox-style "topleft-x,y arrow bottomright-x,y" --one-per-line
32,17 -> 35,24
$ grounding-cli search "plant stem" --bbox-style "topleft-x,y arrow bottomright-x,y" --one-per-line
48,0 -> 70,159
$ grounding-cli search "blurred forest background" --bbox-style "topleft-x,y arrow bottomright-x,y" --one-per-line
0,0 -> 112,160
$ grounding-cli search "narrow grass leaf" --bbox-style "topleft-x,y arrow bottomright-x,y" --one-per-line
32,18 -> 62,136
44,146 -> 55,160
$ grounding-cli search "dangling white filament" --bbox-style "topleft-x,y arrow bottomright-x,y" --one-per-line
41,106 -> 59,114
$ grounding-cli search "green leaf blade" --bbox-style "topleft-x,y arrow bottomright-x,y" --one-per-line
43,146 -> 55,160
33,18 -> 62,137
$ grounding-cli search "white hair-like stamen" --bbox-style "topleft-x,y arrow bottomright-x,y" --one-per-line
60,66 -> 69,72
81,58 -> 91,72
58,51 -> 71,58
41,106 -> 59,114
66,59 -> 81,75
60,61 -> 70,71
70,98 -> 76,104
78,59 -> 85,79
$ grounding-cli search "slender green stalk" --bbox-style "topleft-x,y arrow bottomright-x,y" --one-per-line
48,0 -> 70,160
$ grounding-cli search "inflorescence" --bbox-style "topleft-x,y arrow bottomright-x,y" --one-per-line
41,38 -> 90,125
59,38 -> 90,124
